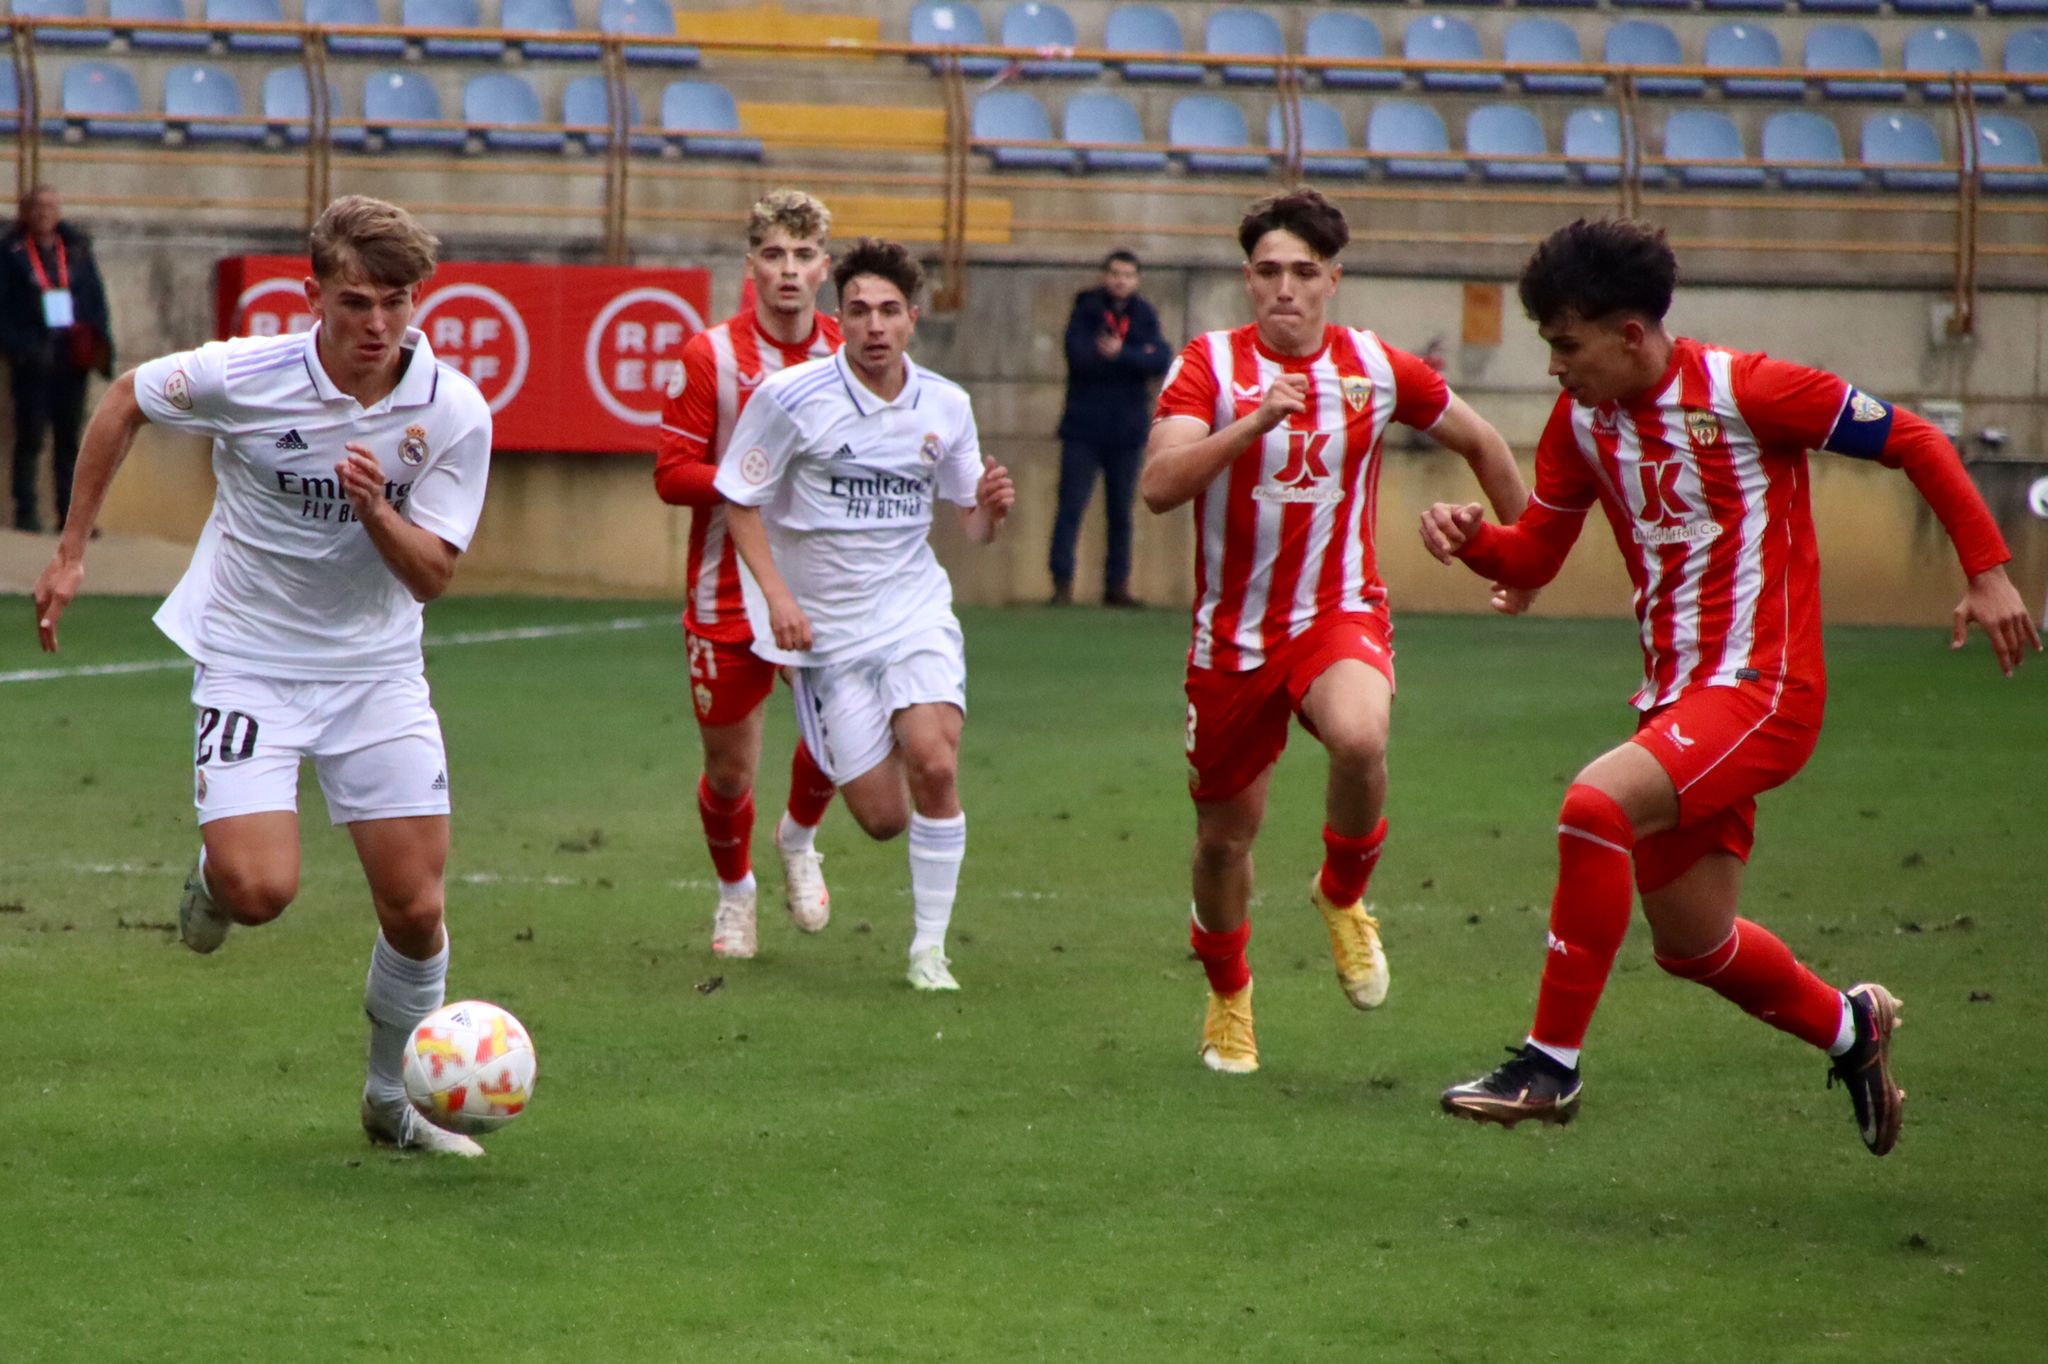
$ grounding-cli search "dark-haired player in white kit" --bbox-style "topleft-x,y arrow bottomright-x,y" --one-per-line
32,196 -> 493,1156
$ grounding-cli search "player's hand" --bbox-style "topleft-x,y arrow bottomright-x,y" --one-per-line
976,456 -> 1015,522
1493,585 -> 1537,616
1951,565 -> 2043,677
1254,374 -> 1310,431
335,443 -> 390,524
31,552 -> 83,653
767,591 -> 813,653
1420,501 -> 1485,564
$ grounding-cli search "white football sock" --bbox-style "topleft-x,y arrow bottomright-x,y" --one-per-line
776,813 -> 817,855
363,930 -> 449,1110
907,811 -> 966,958
1826,993 -> 1856,1057
1526,1036 -> 1582,1071
718,872 -> 757,899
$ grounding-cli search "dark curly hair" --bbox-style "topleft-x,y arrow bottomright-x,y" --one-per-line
832,237 -> 924,305
1517,218 -> 1678,328
1237,188 -> 1349,261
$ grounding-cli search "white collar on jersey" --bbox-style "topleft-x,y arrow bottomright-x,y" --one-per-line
302,324 -> 441,411
833,347 -> 922,416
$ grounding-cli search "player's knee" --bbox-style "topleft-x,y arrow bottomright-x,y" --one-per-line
701,763 -> 753,803
375,886 -> 446,951
211,862 -> 296,924
1559,781 -> 1632,839
1192,826 -> 1256,872
1321,719 -> 1388,773
854,805 -> 909,841
903,749 -> 958,810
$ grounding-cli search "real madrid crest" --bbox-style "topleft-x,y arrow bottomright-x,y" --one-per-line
919,433 -> 942,463
1340,375 -> 1370,414
399,424 -> 429,467
1682,407 -> 1723,447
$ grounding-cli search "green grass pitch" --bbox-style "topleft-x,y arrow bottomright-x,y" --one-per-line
1,595 -> 2043,1361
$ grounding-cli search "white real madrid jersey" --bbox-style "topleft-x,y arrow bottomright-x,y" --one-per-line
713,349 -> 982,668
133,326 -> 492,681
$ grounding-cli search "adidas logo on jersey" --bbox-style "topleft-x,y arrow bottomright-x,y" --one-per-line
429,770 -> 448,792
274,429 -> 309,451
829,443 -> 855,460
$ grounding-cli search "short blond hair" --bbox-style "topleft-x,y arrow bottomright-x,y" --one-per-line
746,189 -> 831,250
309,195 -> 439,287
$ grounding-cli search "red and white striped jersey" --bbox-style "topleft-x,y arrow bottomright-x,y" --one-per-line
1154,323 -> 1449,671
656,310 -> 842,642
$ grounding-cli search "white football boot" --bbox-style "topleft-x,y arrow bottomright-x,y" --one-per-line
711,885 -> 758,959
906,946 -> 960,992
360,1097 -> 484,1158
177,853 -> 231,955
777,822 -> 830,934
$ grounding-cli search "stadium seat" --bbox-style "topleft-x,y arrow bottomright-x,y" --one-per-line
1707,24 -> 1804,99
502,0 -> 599,61
1796,0 -> 1880,13
1972,113 -> 2048,191
1704,0 -> 1786,13
909,2 -> 1004,76
1520,0 -> 1597,9
1168,94 -> 1269,173
165,61 -> 264,143
206,0 -> 298,52
1565,106 -> 1628,184
263,66 -> 365,147
2010,30 -> 2048,102
1606,20 -> 1703,98
1001,3 -> 1101,79
1063,90 -> 1167,172
1205,7 -> 1285,85
1991,0 -> 2048,14
1761,110 -> 1864,188
1303,12 -> 1400,92
1267,98 -> 1367,177
971,88 -> 1077,169
1468,103 -> 1567,182
1612,0 -> 1689,12
1104,5 -> 1203,83
1406,15 -> 1504,94
15,0 -> 114,48
463,72 -> 564,152
363,68 -> 466,149
61,60 -> 163,139
112,0 -> 210,49
1662,108 -> 1765,186
1806,25 -> 1904,101
660,80 -> 761,159
1504,19 -> 1604,96
0,63 -> 17,134
1861,111 -> 1955,189
1368,100 -> 1467,179
308,0 -> 406,57
405,0 -> 504,59
1904,27 -> 2003,103
602,0 -> 697,67
1893,0 -> 1972,15
563,74 -> 659,154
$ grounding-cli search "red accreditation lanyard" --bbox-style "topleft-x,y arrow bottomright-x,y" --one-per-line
1104,310 -> 1130,342
26,238 -> 69,292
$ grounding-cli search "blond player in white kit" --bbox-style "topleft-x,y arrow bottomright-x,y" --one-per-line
32,196 -> 494,1157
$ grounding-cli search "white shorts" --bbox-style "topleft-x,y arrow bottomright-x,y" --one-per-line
189,666 -> 451,826
788,620 -> 967,785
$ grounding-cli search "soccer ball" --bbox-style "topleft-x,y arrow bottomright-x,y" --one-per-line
402,1000 -> 538,1137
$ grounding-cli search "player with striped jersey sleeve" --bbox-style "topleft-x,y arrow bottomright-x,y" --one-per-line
1141,190 -> 1530,1074
1425,218 -> 2038,1153
654,190 -> 843,961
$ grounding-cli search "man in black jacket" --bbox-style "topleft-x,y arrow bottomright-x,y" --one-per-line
2,186 -> 113,532
1048,250 -> 1171,606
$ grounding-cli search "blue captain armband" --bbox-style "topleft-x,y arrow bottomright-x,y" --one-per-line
1822,388 -> 1894,461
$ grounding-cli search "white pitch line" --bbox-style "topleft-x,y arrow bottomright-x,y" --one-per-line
0,614 -> 668,685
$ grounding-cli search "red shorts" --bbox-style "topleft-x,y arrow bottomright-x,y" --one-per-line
1629,684 -> 1820,893
1183,612 -> 1395,803
686,628 -> 777,727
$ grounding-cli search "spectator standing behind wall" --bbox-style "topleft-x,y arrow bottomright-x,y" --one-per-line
1,186 -> 113,533
1047,250 -> 1171,607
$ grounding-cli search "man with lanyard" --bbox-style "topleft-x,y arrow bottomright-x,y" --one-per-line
2,185 -> 113,532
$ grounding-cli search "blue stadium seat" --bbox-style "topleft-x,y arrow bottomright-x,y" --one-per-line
909,2 -> 1003,76
1861,111 -> 1954,190
206,0 -> 297,52
1707,24 -> 1803,99
1893,0 -> 1972,15
0,63 -> 18,134
465,71 -> 564,152
113,0 -> 210,49
1368,99 -> 1467,179
16,0 -> 114,48
1168,94 -> 1269,173
308,0 -> 406,57
1904,27 -> 2003,103
363,68 -> 466,149
661,80 -> 761,159
602,0 -> 697,67
1565,106 -> 1628,183
1662,108 -> 1764,186
1267,98 -> 1367,177
2010,29 -> 2048,101
263,66 -> 365,147
1806,25 -> 1904,101
62,60 -> 163,138
1063,90 -> 1167,171
1521,0 -> 1597,10
166,61 -> 264,143
1612,0 -> 1689,12
1104,5 -> 1202,83
405,0 -> 504,59
1704,0 -> 1785,13
972,88 -> 1077,168
1797,0 -> 1880,13
562,74 -> 659,154
1990,0 -> 2048,14
1606,20 -> 1703,97
502,0 -> 599,60
1406,15 -> 1503,94
1001,3 -> 1101,79
1973,113 -> 2048,191
1303,12 -> 1400,91
1505,19 -> 1604,96
1468,103 -> 1567,182
1761,110 -> 1864,188
1205,7 -> 1285,85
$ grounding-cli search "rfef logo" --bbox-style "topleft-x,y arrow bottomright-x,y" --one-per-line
415,283 -> 530,413
585,287 -> 705,427
231,277 -> 315,338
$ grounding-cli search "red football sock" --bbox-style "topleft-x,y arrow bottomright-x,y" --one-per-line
1318,818 -> 1387,907
1530,785 -> 1637,1052
1190,917 -> 1251,996
696,775 -> 754,883
1656,919 -> 1845,1051
785,740 -> 835,830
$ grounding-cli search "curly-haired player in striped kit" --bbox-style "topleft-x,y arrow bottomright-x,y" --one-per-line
1426,218 -> 2039,1153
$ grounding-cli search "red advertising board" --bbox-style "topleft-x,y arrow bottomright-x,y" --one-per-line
215,257 -> 713,454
